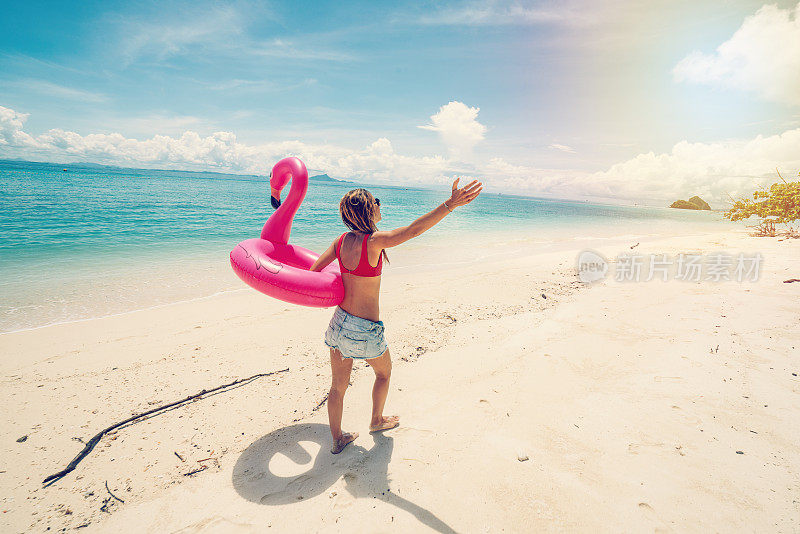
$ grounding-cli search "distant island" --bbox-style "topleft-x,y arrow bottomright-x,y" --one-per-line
310,173 -> 355,184
310,173 -> 338,182
669,195 -> 711,210
0,160 -> 363,184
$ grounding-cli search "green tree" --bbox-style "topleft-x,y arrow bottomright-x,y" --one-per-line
724,170 -> 800,237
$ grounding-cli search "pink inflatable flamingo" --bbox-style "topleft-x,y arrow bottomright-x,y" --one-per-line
229,157 -> 344,307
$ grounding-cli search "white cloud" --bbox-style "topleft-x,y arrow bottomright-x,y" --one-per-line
208,77 -> 318,92
673,2 -> 800,105
418,1 -> 567,26
464,132 -> 800,208
116,5 -> 245,63
0,105 -> 457,182
481,157 -> 585,196
112,6 -> 352,66
548,129 -> 800,206
109,114 -> 212,137
5,80 -> 109,103
0,107 -> 36,147
251,39 -> 355,62
548,143 -> 576,153
418,101 -> 487,159
3,105 -> 799,209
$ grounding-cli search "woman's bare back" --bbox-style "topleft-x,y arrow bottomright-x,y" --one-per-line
338,232 -> 383,322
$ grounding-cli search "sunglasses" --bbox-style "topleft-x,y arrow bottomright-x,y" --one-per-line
348,197 -> 380,207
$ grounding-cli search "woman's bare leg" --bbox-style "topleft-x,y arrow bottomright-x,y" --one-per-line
366,349 -> 399,431
328,348 -> 357,453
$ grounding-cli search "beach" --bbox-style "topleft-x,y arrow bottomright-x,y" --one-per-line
3,0 -> 799,530
0,160 -> 738,335
1,225 -> 798,532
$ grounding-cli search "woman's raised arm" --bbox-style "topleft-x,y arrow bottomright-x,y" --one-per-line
371,178 -> 482,249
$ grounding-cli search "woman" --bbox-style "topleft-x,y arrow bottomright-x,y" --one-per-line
310,178 -> 483,453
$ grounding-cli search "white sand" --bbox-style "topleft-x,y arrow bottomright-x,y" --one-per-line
1,227 -> 798,532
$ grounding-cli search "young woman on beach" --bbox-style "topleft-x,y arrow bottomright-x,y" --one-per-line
310,178 -> 483,453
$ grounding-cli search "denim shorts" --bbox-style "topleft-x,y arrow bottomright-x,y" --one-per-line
324,306 -> 388,360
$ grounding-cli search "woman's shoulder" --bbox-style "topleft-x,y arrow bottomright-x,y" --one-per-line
366,232 -> 385,252
340,231 -> 369,244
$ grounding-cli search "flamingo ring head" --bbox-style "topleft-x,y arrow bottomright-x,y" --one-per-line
267,158 -> 304,210
269,169 -> 283,209
270,187 -> 282,209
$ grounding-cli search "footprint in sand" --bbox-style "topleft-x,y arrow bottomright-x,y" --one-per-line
627,441 -> 665,454
173,516 -> 259,533
390,426 -> 434,437
637,502 -> 672,532
260,473 -> 316,504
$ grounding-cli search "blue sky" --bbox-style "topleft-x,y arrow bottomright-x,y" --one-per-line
1,1 -> 799,206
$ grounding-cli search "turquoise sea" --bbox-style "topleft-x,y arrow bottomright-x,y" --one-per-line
0,160 -> 742,333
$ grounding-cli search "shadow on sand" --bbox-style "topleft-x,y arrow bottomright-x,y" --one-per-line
232,423 -> 457,533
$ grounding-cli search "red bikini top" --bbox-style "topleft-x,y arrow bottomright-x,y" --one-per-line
336,232 -> 383,277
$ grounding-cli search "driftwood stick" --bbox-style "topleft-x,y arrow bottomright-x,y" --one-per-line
313,392 -> 329,411
43,368 -> 289,485
105,480 -> 125,504
183,466 -> 208,477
